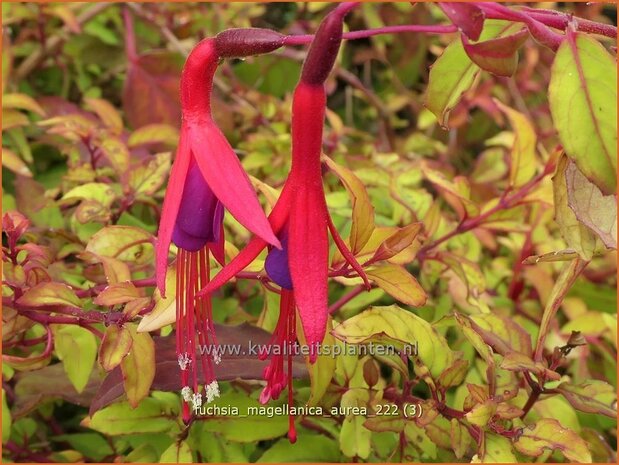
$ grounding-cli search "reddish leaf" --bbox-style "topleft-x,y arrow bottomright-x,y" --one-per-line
439,3 -> 485,41
122,51 -> 183,130
462,29 -> 529,77
89,323 -> 308,415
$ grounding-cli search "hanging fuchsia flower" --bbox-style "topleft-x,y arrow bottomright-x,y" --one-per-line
156,29 -> 285,422
197,3 -> 364,441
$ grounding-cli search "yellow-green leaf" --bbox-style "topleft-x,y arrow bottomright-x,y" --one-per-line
474,433 -> 517,463
138,265 -> 175,332
565,159 -> 617,249
84,97 -> 123,134
83,399 -> 178,435
366,263 -> 427,307
99,325 -> 133,371
2,389 -> 12,444
94,282 -> 140,306
128,124 -> 179,148
552,154 -> 598,259
96,136 -> 130,173
86,226 -> 154,264
549,32 -> 617,195
324,155 -> 375,253
466,400 -> 497,426
557,381 -> 617,418
17,282 -> 81,307
2,147 -> 32,177
2,93 -> 45,116
121,325 -> 155,407
61,183 -> 116,208
332,305 -> 453,379
53,325 -> 97,393
425,39 -> 479,128
129,152 -> 171,196
160,440 -> 192,463
369,223 -> 422,263
297,315 -> 336,407
514,419 -> 592,463
495,101 -> 537,187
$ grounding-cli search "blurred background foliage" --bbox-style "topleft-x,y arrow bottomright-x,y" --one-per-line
1,2 -> 617,463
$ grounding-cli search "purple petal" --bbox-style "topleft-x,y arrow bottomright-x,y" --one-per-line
172,159 -> 222,251
265,230 -> 293,290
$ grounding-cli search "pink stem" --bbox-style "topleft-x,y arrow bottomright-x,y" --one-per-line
283,24 -> 458,46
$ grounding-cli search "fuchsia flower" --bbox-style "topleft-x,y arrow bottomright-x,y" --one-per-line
156,30 -> 285,422
197,3 -> 364,441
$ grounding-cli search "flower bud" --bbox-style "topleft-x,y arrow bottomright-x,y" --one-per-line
215,28 -> 285,58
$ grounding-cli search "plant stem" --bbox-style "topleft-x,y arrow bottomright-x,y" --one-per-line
328,285 -> 366,314
283,24 -> 458,46
417,164 -> 553,261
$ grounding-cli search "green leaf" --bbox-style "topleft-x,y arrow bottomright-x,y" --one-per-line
200,392 -> 289,442
2,389 -> 11,444
258,434 -> 341,462
465,400 -> 497,426
425,38 -> 479,128
450,418 -> 471,459
514,418 -> 592,463
121,324 -> 155,407
474,433 -> 517,462
366,264 -> 427,307
557,380 -> 617,418
549,32 -> 617,195
332,305 -> 453,379
160,440 -> 192,463
53,325 -> 97,393
61,183 -> 116,208
51,433 -> 114,462
17,282 -> 81,307
296,316 -> 336,407
339,390 -> 371,459
83,398 -> 179,435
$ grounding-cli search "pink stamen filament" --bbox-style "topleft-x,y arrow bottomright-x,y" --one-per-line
176,245 -> 218,423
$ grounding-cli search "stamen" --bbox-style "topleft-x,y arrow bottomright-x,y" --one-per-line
206,380 -> 220,403
181,386 -> 193,402
178,353 -> 191,371
191,392 -> 203,408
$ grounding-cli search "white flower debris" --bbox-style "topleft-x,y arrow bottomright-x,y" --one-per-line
181,386 -> 193,402
206,380 -> 220,404
177,353 -> 191,371
191,392 -> 203,408
213,349 -> 221,365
